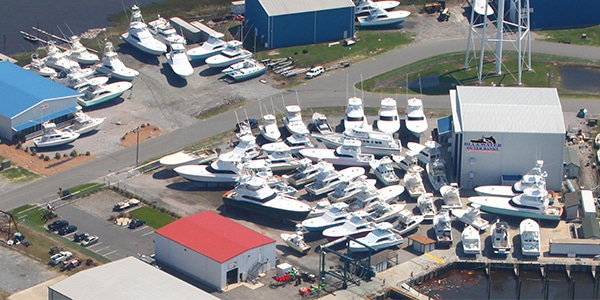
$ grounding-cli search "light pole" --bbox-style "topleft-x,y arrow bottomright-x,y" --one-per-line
546,73 -> 553,87
135,126 -> 140,166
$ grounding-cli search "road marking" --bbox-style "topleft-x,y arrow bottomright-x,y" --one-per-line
424,252 -> 445,264
103,250 -> 117,256
88,242 -> 103,248
133,225 -> 149,232
141,231 -> 154,237
95,246 -> 111,253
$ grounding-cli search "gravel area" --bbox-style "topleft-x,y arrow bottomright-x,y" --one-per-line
0,246 -> 57,294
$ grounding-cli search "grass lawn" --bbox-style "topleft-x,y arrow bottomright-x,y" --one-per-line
538,25 -> 600,47
65,182 -> 105,198
0,166 -> 40,183
360,51 -> 600,97
129,206 -> 176,229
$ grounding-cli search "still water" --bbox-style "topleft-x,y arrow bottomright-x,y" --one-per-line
417,268 -> 598,300
0,0 -> 158,55
560,66 -> 600,94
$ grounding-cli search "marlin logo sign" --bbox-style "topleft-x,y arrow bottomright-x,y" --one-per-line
464,135 -> 501,152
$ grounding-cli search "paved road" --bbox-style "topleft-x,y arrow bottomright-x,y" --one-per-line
1,38 -> 599,211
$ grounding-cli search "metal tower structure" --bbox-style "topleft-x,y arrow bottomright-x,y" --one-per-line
464,0 -> 532,85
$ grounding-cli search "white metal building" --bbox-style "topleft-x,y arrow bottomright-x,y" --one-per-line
449,86 -> 565,190
580,190 -> 597,218
48,256 -> 218,300
154,210 -> 276,291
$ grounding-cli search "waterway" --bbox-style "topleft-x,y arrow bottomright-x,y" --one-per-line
416,267 -> 598,299
0,0 -> 158,55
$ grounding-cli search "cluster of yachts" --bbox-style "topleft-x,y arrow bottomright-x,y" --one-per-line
354,0 -> 411,27
119,5 -> 266,81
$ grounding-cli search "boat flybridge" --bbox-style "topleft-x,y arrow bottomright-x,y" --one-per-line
344,97 -> 368,133
474,160 -> 547,197
23,53 -> 57,77
205,40 -> 252,68
354,0 -> 400,16
376,97 -> 400,134
167,42 -> 194,78
520,218 -> 540,257
33,122 -> 80,148
67,35 -> 99,64
313,121 -> 402,156
120,5 -> 167,56
44,41 -> 79,72
147,15 -> 186,47
405,97 -> 428,137
94,42 -> 140,81
187,32 -> 226,61
283,105 -> 310,136
357,7 -> 411,27
299,138 -> 375,167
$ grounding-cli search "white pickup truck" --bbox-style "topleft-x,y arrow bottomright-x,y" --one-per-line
112,198 -> 141,212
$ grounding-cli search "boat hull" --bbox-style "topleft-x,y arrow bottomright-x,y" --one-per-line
77,82 -> 133,108
120,33 -> 166,56
222,195 -> 309,221
474,185 -> 517,197
468,196 -> 561,221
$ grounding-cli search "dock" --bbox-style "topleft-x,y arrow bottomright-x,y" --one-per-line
19,27 -> 98,54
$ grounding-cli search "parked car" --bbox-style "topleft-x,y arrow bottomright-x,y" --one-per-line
49,251 -> 72,266
80,235 -> 99,247
73,232 -> 89,242
128,219 -> 146,229
47,220 -> 69,231
113,198 -> 141,212
58,225 -> 78,236
577,108 -> 588,118
305,66 -> 324,79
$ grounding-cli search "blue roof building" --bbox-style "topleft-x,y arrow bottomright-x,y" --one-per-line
244,0 -> 355,49
0,61 -> 79,141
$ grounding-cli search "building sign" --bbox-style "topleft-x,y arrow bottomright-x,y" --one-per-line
464,135 -> 501,152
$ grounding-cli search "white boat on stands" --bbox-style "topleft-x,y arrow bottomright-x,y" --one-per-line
24,54 -> 57,77
473,0 -> 494,15
286,134 -> 315,152
348,222 -> 403,252
187,33 -> 226,61
312,113 -> 334,135
205,40 -> 252,68
94,42 -> 139,81
520,218 -> 540,257
67,35 -> 99,64
404,166 -> 426,199
64,110 -> 106,135
474,160 -> 547,197
391,150 -> 422,172
305,166 -> 365,197
451,203 -> 490,231
322,212 -> 377,241
370,156 -> 400,186
394,209 -> 424,235
362,201 -> 405,223
44,41 -> 79,72
433,208 -> 453,246
354,0 -> 400,15
417,193 -> 437,221
302,202 -> 351,232
55,65 -> 96,89
222,175 -> 311,221
300,139 -> 375,167
312,130 -> 402,157
375,98 -> 400,134
327,177 -> 375,203
282,159 -> 324,187
357,7 -> 411,27
147,15 -> 186,47
350,184 -> 405,211
283,105 -> 310,136
77,80 -> 133,108
260,114 -> 281,142
491,219 -> 511,255
405,97 -> 428,137
468,181 -> 562,221
159,149 -> 218,170
344,97 -> 368,133
167,43 -> 193,78
263,147 -> 305,172
281,224 -> 311,254
307,200 -> 333,219
33,122 -> 80,148
407,140 -> 441,166
120,5 -> 167,56
426,159 -> 448,192
440,183 -> 462,208
461,225 -> 481,255
223,58 -> 267,82
228,134 -> 262,160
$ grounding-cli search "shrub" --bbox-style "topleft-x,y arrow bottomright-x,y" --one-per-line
70,150 -> 78,157
24,147 -> 29,153
44,155 -> 50,161
302,49 -> 308,54
15,142 -> 21,149
63,154 -> 68,157
39,153 -> 44,159
55,152 -> 61,159
85,151 -> 91,156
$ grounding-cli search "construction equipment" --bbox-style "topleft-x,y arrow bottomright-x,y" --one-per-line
423,1 -> 444,14
438,8 -> 451,21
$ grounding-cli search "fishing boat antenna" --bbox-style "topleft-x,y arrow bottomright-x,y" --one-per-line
360,74 -> 364,101
295,90 -> 301,106
280,92 -> 286,108
258,99 -> 264,117
270,97 -> 276,115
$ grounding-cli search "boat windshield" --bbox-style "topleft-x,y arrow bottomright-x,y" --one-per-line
242,192 -> 277,203
379,115 -> 398,121
508,199 -> 542,211
347,116 -> 365,122
407,116 -> 425,121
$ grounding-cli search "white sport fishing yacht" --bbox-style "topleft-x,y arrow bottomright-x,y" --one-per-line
462,225 -> 481,255
64,110 -> 106,135
407,140 -> 442,166
394,209 -> 424,235
282,159 -> 325,188
451,203 -> 490,231
23,53 -> 57,77
302,202 -> 352,232
205,40 -> 252,68
354,0 -> 400,16
440,183 -> 462,208
147,15 -> 186,47
433,208 -> 453,246
357,7 -> 410,27
94,42 -> 140,81
260,114 -> 281,142
327,177 -> 375,203
405,97 -> 428,137
120,5 -> 167,55
404,166 -> 426,199
344,97 -> 368,133
322,212 -> 377,241
305,166 -> 365,197
283,105 -> 310,136
167,43 -> 193,78
159,149 -> 218,170
67,35 -> 99,64
370,156 -> 400,186
376,97 -> 400,134
474,160 -> 547,197
44,41 -> 79,72
312,112 -> 334,135
33,122 -> 80,148
76,80 -> 133,108
299,139 -> 375,167
281,224 -> 311,254
313,122 -> 402,156
348,222 -> 403,252
426,159 -> 448,192
417,193 -> 437,221
491,219 -> 511,255
520,218 -> 541,257
187,33 -> 226,61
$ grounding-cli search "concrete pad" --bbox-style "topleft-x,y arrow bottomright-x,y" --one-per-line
8,275 -> 67,300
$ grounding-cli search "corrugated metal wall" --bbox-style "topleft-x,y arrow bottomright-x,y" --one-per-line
500,0 -> 600,30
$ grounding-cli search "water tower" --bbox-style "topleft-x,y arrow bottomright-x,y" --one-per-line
464,0 -> 531,85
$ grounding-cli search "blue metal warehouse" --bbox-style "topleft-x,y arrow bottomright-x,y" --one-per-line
244,0 -> 355,49
0,61 -> 80,141
498,0 -> 600,30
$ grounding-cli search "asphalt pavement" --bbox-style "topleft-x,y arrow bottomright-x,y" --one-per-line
1,39 -> 600,212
